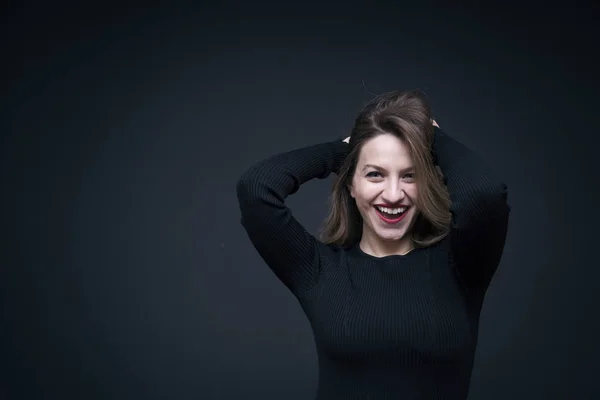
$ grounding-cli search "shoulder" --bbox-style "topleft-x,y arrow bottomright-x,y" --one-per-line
316,241 -> 346,259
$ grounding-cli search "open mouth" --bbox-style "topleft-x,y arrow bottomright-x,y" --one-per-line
374,205 -> 409,223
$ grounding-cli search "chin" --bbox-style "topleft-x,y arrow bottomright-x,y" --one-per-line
369,213 -> 417,242
376,230 -> 409,242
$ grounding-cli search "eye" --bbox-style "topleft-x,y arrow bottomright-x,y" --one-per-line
404,173 -> 415,179
366,171 -> 382,178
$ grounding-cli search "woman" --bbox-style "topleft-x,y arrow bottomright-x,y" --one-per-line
236,90 -> 510,399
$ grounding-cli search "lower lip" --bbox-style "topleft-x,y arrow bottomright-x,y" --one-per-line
375,207 -> 409,224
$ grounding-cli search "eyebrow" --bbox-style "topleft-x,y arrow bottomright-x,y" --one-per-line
362,164 -> 415,172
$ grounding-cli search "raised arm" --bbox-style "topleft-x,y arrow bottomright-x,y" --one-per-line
236,140 -> 349,294
431,125 -> 511,302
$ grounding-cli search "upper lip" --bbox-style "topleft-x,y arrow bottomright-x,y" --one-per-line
374,204 -> 410,208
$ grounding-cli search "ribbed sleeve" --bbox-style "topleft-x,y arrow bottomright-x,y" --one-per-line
236,140 -> 349,294
432,127 -> 511,301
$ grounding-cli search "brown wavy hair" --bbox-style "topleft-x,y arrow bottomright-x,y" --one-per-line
319,89 -> 452,248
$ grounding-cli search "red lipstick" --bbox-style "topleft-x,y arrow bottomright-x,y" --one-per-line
374,205 -> 410,224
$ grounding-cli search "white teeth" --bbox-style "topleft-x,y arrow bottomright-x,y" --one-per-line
376,206 -> 407,214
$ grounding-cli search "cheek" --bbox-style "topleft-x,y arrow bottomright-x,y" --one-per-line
407,185 -> 418,199
353,185 -> 377,204
349,177 -> 358,198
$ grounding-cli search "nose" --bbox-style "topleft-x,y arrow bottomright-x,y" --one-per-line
381,181 -> 406,204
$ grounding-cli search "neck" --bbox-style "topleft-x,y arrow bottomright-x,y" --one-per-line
359,234 -> 415,258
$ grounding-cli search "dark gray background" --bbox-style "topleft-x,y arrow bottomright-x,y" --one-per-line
2,2 -> 598,400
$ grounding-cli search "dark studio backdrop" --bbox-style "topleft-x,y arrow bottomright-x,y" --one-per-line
2,2 -> 599,400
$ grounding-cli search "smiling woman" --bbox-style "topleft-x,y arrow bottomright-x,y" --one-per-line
349,133 -> 420,255
322,91 -> 451,257
236,89 -> 510,399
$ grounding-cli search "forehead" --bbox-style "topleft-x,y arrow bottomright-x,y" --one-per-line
357,134 -> 413,168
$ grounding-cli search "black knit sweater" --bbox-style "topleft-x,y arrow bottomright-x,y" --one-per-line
236,127 -> 510,399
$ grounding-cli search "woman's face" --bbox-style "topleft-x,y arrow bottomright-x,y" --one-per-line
349,133 -> 419,244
